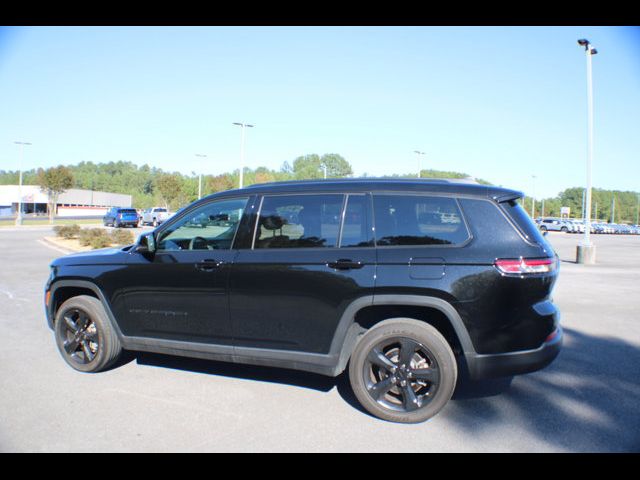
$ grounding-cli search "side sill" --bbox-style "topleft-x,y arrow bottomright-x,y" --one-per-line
123,336 -> 341,377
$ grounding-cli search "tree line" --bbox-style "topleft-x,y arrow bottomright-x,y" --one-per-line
1,155 -> 638,224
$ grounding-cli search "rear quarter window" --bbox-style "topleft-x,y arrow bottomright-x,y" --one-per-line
501,200 -> 552,249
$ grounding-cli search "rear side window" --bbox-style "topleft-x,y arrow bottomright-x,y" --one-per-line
373,194 -> 469,246
255,194 -> 344,249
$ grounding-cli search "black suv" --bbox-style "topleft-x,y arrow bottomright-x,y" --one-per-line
45,179 -> 561,423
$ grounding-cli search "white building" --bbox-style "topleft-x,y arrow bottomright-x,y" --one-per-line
0,185 -> 132,217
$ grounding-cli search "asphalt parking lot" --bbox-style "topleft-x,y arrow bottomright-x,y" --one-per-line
0,228 -> 639,452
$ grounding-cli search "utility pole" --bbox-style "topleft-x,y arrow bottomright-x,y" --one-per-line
233,122 -> 254,189
531,175 -> 536,218
414,151 -> 425,178
14,141 -> 32,226
576,39 -> 597,264
195,154 -> 207,199
611,195 -> 615,223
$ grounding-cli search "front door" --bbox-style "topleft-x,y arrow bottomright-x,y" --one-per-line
108,196 -> 250,345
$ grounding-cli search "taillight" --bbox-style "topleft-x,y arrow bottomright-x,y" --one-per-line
494,257 -> 557,275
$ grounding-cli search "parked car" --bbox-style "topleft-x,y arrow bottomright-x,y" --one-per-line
45,179 -> 562,424
102,207 -> 139,228
538,217 -> 570,233
141,207 -> 172,227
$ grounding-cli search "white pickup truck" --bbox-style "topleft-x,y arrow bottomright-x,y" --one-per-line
141,207 -> 172,227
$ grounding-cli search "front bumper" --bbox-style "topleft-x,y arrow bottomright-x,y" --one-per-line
466,325 -> 563,379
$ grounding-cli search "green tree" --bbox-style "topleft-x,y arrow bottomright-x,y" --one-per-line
38,166 -> 74,223
290,153 -> 354,180
155,173 -> 183,210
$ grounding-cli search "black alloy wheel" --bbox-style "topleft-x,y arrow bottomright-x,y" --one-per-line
58,308 -> 100,365
54,295 -> 123,373
363,337 -> 441,413
349,319 -> 457,423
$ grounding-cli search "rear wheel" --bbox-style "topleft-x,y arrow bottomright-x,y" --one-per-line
348,318 -> 457,423
54,295 -> 123,373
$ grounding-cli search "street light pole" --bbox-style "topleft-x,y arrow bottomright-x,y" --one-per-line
531,175 -> 536,218
576,39 -> 597,264
414,150 -> 425,178
14,141 -> 32,226
195,154 -> 207,199
233,122 -> 254,189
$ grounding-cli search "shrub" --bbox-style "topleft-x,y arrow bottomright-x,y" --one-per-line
78,228 -> 112,249
110,229 -> 135,246
53,224 -> 81,239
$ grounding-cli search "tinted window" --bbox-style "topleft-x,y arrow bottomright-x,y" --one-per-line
255,194 -> 344,249
157,197 -> 248,251
501,200 -> 553,249
373,194 -> 469,246
340,195 -> 373,248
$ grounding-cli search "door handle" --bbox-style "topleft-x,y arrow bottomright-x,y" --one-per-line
327,259 -> 364,270
195,259 -> 221,272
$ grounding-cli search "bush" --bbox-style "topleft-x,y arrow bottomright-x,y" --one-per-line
78,228 -> 112,249
110,229 -> 134,246
53,224 -> 81,239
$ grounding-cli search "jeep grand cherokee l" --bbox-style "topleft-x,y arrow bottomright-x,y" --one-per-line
45,179 -> 562,423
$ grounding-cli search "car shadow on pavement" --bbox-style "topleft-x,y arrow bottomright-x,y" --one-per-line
445,328 -> 640,452
133,351 -> 372,415
132,328 -> 640,449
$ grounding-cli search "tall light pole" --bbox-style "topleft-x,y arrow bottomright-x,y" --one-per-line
531,175 -> 536,218
233,122 -> 254,189
414,150 -> 425,178
195,154 -> 207,199
14,141 -> 32,226
576,38 -> 597,264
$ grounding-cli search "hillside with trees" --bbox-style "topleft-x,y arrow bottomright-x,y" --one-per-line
1,156 -> 638,223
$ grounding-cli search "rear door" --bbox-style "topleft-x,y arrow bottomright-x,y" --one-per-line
372,193 -> 473,295
229,192 -> 376,354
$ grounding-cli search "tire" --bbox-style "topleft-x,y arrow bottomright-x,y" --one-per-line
561,226 -> 568,233
152,218 -> 158,227
348,318 -> 457,423
540,226 -> 547,232
54,295 -> 123,373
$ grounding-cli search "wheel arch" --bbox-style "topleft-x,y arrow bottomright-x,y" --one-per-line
47,280 -> 124,340
330,295 -> 476,376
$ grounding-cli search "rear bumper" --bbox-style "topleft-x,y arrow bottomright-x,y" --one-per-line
466,326 -> 563,380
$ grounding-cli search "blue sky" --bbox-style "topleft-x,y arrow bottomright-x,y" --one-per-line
0,26 -> 638,199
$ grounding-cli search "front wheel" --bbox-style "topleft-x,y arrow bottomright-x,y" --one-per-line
54,295 -> 123,373
348,319 -> 457,423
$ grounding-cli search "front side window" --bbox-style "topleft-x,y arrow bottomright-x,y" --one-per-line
157,197 -> 248,251
373,194 -> 469,246
255,194 -> 344,249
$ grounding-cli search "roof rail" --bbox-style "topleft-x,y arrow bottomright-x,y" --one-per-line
244,177 -> 480,188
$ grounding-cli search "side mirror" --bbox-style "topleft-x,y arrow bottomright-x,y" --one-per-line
136,232 -> 156,254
